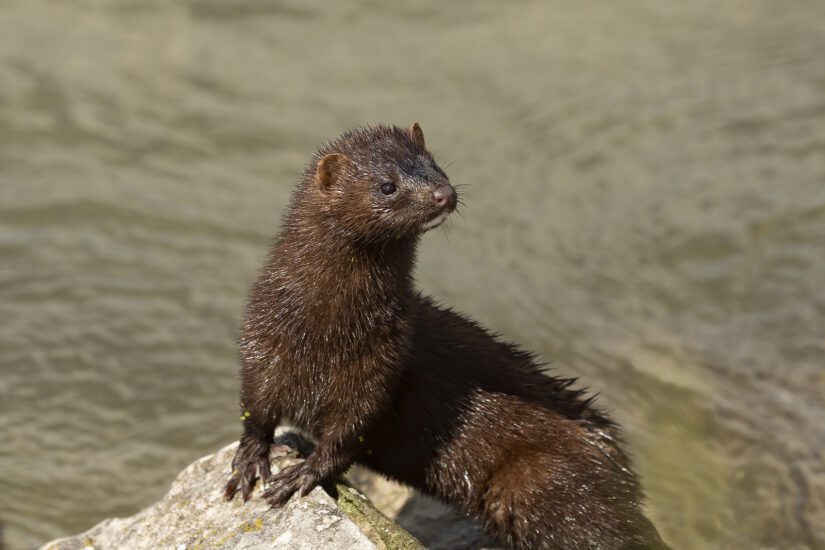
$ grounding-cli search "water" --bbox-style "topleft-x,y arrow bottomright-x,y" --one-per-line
1,1 -> 824,548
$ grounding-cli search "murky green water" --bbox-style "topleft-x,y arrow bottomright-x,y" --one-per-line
2,1 -> 824,548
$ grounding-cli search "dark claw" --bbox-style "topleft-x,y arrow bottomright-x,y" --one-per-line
224,436 -> 271,502
241,463 -> 257,501
261,461 -> 319,507
224,475 -> 241,501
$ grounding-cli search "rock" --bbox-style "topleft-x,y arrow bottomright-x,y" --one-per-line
349,468 -> 500,550
41,431 -> 423,550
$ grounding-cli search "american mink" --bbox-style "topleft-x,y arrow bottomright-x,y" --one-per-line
224,124 -> 668,549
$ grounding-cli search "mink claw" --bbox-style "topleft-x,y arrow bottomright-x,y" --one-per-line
261,462 -> 319,508
224,438 -> 273,502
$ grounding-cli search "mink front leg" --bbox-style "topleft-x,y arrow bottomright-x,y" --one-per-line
224,409 -> 277,502
262,435 -> 359,507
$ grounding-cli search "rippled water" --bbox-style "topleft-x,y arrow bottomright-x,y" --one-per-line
2,1 -> 824,548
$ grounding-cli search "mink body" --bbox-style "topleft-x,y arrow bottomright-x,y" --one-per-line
224,124 -> 668,549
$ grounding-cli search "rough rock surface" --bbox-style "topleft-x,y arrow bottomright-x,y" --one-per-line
41,431 -> 422,550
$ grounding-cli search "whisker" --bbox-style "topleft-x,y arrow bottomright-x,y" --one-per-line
440,223 -> 452,245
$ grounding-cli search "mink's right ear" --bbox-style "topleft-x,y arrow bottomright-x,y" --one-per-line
408,122 -> 426,149
316,153 -> 352,192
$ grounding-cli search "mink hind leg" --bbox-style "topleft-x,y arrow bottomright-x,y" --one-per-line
475,444 -> 668,550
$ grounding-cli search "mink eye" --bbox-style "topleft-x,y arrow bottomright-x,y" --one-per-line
380,181 -> 397,195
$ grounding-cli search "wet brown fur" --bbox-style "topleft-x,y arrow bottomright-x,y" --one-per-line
224,124 -> 668,549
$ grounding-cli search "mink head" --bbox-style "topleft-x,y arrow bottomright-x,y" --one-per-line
303,123 -> 457,244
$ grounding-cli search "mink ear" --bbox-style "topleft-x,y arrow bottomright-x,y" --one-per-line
316,153 -> 351,192
408,122 -> 426,149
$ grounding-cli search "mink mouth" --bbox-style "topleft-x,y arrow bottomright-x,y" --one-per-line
421,211 -> 451,232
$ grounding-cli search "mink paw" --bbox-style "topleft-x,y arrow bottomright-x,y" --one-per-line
261,461 -> 319,507
224,436 -> 273,502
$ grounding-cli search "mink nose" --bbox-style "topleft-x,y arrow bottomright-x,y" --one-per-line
433,184 -> 457,210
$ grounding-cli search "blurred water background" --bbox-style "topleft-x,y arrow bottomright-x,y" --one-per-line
1,1 -> 825,548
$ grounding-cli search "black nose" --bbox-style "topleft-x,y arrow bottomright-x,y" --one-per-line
433,184 -> 457,210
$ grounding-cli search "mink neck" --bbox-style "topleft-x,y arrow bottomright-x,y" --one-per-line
263,207 -> 419,327
290,227 -> 418,285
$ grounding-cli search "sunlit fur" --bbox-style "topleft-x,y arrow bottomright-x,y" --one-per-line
225,125 -> 668,549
